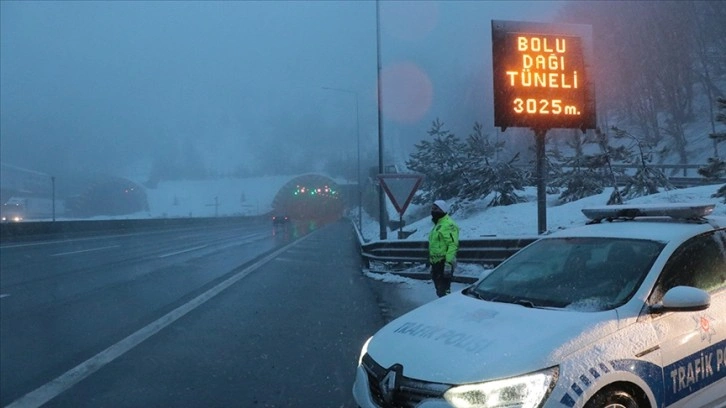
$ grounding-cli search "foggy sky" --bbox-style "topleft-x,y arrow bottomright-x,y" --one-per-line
0,1 -> 563,184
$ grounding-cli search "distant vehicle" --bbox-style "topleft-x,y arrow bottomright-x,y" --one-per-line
354,203 -> 726,408
1,196 -> 63,222
0,202 -> 23,222
272,215 -> 290,225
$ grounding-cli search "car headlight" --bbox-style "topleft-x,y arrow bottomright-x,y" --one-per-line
443,366 -> 558,408
358,336 -> 372,365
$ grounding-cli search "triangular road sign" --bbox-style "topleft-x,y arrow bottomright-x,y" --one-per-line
377,174 -> 423,215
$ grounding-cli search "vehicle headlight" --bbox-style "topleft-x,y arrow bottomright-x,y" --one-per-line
358,336 -> 372,365
443,366 -> 558,408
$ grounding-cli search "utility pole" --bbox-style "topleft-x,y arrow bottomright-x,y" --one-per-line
376,0 -> 386,240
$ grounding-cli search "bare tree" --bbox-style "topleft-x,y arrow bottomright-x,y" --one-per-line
556,1 -> 725,164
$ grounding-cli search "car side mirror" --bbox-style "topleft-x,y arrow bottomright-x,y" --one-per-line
652,286 -> 710,312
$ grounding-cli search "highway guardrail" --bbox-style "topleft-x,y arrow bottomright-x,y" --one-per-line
360,235 -> 538,270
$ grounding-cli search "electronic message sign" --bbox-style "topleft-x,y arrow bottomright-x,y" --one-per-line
492,20 -> 596,132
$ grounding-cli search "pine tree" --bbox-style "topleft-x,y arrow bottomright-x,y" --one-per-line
550,131 -> 608,203
552,155 -> 605,203
543,144 -> 563,195
592,128 -> 630,205
406,119 -> 466,206
457,124 -> 495,203
611,127 -> 674,199
406,120 -> 525,210
460,122 -> 526,207
699,97 -> 726,202
486,153 -> 527,206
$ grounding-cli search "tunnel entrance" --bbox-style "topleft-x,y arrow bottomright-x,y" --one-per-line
270,174 -> 344,226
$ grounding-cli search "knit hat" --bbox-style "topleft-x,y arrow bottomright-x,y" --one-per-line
433,199 -> 449,214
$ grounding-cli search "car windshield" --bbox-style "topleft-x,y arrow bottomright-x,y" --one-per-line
470,237 -> 665,311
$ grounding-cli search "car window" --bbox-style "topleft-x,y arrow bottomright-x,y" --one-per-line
650,229 -> 726,302
472,237 -> 665,311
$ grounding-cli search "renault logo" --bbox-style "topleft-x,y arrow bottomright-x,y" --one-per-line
379,364 -> 403,404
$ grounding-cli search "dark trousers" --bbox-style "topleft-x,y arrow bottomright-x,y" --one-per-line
430,260 -> 451,297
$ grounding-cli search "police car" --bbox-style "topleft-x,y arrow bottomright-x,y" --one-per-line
353,203 -> 726,408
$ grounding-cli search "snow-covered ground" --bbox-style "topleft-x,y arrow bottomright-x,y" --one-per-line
357,184 -> 726,311
363,185 -> 726,241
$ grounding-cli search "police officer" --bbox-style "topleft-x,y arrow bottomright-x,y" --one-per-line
428,199 -> 460,297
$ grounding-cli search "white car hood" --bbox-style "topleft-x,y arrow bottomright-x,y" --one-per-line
366,291 -> 619,384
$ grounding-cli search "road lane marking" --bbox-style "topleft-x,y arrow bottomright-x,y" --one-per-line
274,257 -> 321,265
156,233 -> 266,258
158,244 -> 209,258
0,227 -> 245,249
3,232 -> 315,408
50,245 -> 121,257
214,233 -> 268,250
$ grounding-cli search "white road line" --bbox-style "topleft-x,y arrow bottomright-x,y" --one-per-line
274,257 -> 321,265
0,294 -> 10,299
50,245 -> 121,257
1,231 -> 156,249
215,233 -> 268,250
274,257 -> 298,263
4,232 -> 315,408
158,244 -> 209,258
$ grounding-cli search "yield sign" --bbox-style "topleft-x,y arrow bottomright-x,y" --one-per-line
377,174 -> 423,215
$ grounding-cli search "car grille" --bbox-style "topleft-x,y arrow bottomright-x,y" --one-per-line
362,353 -> 451,408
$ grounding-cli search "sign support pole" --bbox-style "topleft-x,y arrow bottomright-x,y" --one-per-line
535,128 -> 548,234
398,213 -> 404,239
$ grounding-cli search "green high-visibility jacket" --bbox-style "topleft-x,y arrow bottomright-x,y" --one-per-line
428,214 -> 459,264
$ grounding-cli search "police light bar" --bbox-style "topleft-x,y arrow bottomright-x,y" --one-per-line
582,203 -> 715,221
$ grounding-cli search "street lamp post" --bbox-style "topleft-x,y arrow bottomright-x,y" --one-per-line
51,176 -> 56,222
322,87 -> 362,233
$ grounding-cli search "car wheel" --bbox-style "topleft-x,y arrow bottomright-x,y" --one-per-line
585,389 -> 640,408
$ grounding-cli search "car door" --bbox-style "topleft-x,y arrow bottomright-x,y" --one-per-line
647,229 -> 726,408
